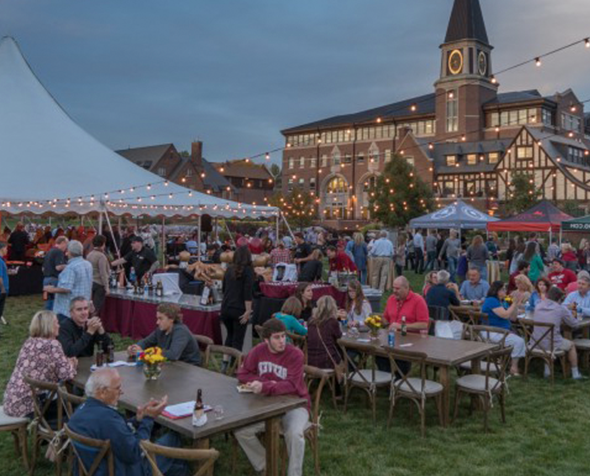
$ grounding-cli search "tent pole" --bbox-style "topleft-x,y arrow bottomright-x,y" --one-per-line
559,228 -> 562,245
197,214 -> 202,262
281,213 -> 296,240
549,228 -> 553,246
224,219 -> 236,247
103,207 -> 121,259
276,212 -> 280,245
161,217 -> 166,266
214,217 -> 219,243
98,212 -> 103,235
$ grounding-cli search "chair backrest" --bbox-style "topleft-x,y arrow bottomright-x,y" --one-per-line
467,325 -> 509,347
338,338 -> 380,386
286,331 -> 308,363
205,345 -> 243,376
193,334 -> 214,367
449,305 -> 476,325
57,384 -> 86,420
64,423 -> 114,476
520,320 -> 556,355
428,305 -> 450,322
303,365 -> 329,425
468,311 -> 485,326
23,375 -> 62,437
384,347 -> 428,396
484,347 -> 512,392
140,440 -> 219,476
254,325 -> 264,339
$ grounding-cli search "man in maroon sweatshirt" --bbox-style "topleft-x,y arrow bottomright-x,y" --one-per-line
235,318 -> 310,476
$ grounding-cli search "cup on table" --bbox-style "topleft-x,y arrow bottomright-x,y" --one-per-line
213,405 -> 224,421
420,329 -> 428,339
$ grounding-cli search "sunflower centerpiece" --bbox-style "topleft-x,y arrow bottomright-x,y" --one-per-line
138,347 -> 167,380
364,314 -> 383,339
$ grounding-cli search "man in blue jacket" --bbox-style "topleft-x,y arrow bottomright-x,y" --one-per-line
68,368 -> 188,475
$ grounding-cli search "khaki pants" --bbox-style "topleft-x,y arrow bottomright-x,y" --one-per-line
234,407 -> 309,476
370,257 -> 391,292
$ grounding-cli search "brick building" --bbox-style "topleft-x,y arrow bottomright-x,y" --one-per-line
280,0 -> 590,229
117,141 -> 235,199
213,159 -> 275,205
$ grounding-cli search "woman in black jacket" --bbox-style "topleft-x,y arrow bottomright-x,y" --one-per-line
221,246 -> 255,352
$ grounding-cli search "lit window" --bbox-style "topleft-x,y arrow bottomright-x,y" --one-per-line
300,157 -> 305,169
288,157 -> 294,169
446,89 -> 458,133
488,152 -> 500,164
446,155 -> 457,166
467,154 -> 477,165
517,146 -> 533,160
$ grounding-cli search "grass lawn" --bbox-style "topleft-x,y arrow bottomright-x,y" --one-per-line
2,272 -> 590,475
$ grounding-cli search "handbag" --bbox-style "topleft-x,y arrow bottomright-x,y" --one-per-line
317,323 -> 346,383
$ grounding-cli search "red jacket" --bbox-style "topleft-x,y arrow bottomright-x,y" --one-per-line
237,343 -> 310,409
548,268 -> 577,290
329,251 -> 357,272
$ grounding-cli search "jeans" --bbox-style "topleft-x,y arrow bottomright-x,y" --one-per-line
43,276 -> 58,310
0,292 -> 6,319
91,283 -> 106,316
447,256 -> 458,281
414,248 -> 424,274
235,407 -> 309,476
358,268 -> 367,285
425,251 -> 437,271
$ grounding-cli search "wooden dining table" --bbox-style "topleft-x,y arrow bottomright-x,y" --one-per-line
339,330 -> 498,426
72,352 -> 307,476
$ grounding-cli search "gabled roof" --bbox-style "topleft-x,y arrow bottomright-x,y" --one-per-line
432,139 -> 512,174
282,93 -> 435,134
214,159 -> 272,180
525,127 -> 590,170
484,90 -> 545,106
201,159 -> 235,192
116,144 -> 173,167
444,0 -> 489,45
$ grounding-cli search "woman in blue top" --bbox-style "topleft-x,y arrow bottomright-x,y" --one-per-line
273,296 -> 308,341
481,281 -> 526,376
350,233 -> 368,285
526,277 -> 551,313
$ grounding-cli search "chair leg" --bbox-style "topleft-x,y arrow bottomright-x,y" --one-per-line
481,397 -> 489,433
549,359 -> 555,385
371,390 -> 377,424
499,391 -> 506,424
231,435 -> 238,475
452,389 -> 462,424
343,383 -> 350,414
523,355 -> 529,381
29,428 -> 39,476
387,396 -> 396,429
436,394 -> 444,427
419,400 -> 426,438
312,433 -> 320,476
329,376 -> 338,410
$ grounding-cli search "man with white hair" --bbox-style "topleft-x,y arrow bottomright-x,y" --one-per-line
368,231 -> 394,291
564,274 -> 590,317
68,368 -> 187,475
425,270 -> 461,316
44,240 -> 93,323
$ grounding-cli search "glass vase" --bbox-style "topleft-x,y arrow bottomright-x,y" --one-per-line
143,363 -> 162,381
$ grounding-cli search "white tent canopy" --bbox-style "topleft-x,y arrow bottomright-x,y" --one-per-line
0,37 -> 278,219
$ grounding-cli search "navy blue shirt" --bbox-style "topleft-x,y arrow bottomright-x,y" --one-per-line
426,284 -> 460,310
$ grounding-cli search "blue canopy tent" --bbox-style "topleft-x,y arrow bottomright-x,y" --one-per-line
410,200 -> 499,230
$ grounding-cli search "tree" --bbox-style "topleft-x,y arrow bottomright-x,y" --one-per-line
368,154 -> 434,228
268,187 -> 315,230
504,172 -> 541,214
560,200 -> 586,218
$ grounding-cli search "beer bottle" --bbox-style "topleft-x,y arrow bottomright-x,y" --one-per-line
96,344 -> 104,367
107,344 -> 115,364
401,316 -> 407,337
156,280 -> 164,298
192,389 -> 207,427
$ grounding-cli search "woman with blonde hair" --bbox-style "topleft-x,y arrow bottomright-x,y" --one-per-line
348,232 -> 368,284
466,234 -> 489,276
307,296 -> 343,370
561,242 -> 578,271
422,271 -> 438,298
3,311 -> 77,417
511,274 -> 534,311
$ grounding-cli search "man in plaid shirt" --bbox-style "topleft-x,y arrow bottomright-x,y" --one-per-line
270,243 -> 292,266
44,240 -> 93,322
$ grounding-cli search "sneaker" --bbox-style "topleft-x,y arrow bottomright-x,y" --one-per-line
573,374 -> 588,380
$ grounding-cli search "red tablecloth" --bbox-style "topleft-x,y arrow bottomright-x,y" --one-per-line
100,297 -> 222,343
259,283 -> 347,308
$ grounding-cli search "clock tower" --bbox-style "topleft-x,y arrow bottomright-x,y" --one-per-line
434,0 -> 498,142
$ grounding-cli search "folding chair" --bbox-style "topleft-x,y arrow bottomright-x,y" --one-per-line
384,347 -> 444,437
520,320 -> 567,383
63,424 -> 114,476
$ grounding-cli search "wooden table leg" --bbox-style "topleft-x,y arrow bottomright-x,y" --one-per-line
438,366 -> 450,427
195,438 -> 213,476
265,416 -> 281,476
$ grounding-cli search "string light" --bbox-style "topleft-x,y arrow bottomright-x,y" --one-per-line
586,38 -> 590,48
535,57 -> 542,67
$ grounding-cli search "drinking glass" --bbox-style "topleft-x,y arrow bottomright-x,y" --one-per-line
213,405 -> 224,421
420,329 -> 428,339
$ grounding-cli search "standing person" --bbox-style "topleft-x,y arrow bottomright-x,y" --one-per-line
297,249 -> 323,283
235,318 -> 310,476
533,287 -> 583,379
480,281 -> 526,376
350,233 -> 368,285
436,232 -> 445,271
7,222 -> 29,261
3,311 -> 77,418
42,236 -> 69,310
294,282 -> 316,322
44,240 -> 93,323
307,296 -> 343,370
523,241 -> 545,284
394,236 -> 406,279
368,231 -> 394,292
111,236 -> 159,284
505,239 -> 516,273
326,246 -> 357,273
466,235 -> 489,277
561,243 -> 578,271
510,239 -> 526,274
485,234 -> 499,260
548,259 -> 577,291
424,230 -> 438,272
220,246 -> 254,354
338,280 -> 373,326
0,243 -> 8,325
292,232 -> 312,268
412,229 -> 425,274
547,238 -> 561,262
439,230 -> 461,280
405,232 -> 415,272
86,235 -> 110,315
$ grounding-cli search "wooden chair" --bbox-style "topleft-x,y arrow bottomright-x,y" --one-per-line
23,375 -> 64,475
286,331 -> 308,364
205,345 -> 243,376
57,385 -> 86,475
449,305 -> 478,326
140,440 -> 219,476
0,405 -> 29,471
453,347 -> 512,432
338,339 -> 391,423
573,339 -> 590,369
468,310 -> 486,326
301,366 -> 329,475
384,347 -> 444,437
193,334 -> 214,367
520,320 -> 568,383
458,325 -> 508,375
63,423 -> 114,476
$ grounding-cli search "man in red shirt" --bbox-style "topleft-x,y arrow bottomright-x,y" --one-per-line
326,245 -> 357,272
548,259 -> 577,291
383,276 -> 429,331
235,318 -> 309,476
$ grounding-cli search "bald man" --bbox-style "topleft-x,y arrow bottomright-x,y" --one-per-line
383,277 -> 429,332
68,368 -> 187,476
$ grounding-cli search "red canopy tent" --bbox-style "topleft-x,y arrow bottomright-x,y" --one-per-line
487,200 -> 573,233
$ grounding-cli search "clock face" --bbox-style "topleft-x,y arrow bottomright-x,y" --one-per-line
449,50 -> 463,75
478,51 -> 488,76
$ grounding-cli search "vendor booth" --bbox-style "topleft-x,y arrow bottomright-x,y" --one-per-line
486,200 -> 572,234
409,200 -> 499,230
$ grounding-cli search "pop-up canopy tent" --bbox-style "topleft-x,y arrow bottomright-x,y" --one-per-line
561,215 -> 590,232
409,200 -> 499,230
486,200 -> 572,233
0,36 -> 278,222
